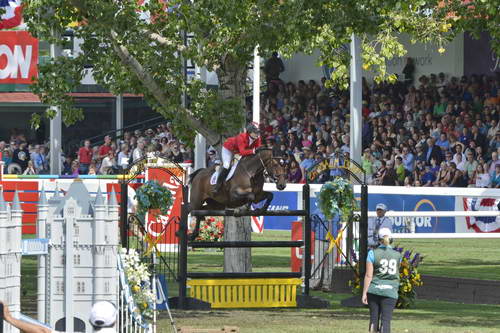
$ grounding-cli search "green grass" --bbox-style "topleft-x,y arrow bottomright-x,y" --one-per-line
186,231 -> 500,280
161,293 -> 500,333
396,239 -> 500,280
20,230 -> 500,331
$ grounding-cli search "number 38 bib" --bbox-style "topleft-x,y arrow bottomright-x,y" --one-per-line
368,247 -> 402,299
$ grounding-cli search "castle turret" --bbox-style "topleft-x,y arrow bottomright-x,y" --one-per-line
7,190 -> 22,333
93,186 -> 107,302
12,189 -> 22,257
108,188 -> 119,246
0,187 -> 7,255
37,187 -> 49,322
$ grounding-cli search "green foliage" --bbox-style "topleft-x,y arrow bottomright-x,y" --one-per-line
134,180 -> 173,218
318,177 -> 357,221
22,0 -> 499,141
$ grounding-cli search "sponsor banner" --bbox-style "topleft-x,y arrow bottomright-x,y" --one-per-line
259,191 -> 298,230
311,193 -> 456,233
146,168 -> 183,247
0,30 -> 38,84
369,194 -> 456,233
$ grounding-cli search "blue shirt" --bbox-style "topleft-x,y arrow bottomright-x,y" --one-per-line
436,139 -> 449,150
421,171 -> 436,184
402,153 -> 414,172
300,158 -> 315,171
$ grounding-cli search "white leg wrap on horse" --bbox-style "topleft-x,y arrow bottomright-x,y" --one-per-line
221,147 -> 233,169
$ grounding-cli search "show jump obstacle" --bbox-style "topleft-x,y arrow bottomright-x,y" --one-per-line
171,184 -> 330,310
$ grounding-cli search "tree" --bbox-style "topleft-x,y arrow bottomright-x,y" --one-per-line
23,0 -> 498,272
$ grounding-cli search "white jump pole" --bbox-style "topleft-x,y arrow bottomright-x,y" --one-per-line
393,233 -> 500,239
363,211 -> 500,217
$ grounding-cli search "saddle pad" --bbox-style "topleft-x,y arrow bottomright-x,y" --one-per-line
209,161 -> 240,185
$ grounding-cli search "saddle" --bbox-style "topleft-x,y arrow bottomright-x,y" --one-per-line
210,155 -> 241,185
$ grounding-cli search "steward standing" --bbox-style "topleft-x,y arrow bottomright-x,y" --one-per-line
362,228 -> 401,333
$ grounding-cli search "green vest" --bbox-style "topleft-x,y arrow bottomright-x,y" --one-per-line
368,247 -> 401,299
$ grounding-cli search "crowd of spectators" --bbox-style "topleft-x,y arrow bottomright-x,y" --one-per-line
1,123 -> 194,176
3,65 -> 500,189
249,70 -> 500,188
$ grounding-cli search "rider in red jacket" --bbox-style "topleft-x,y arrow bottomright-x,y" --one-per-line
213,122 -> 262,193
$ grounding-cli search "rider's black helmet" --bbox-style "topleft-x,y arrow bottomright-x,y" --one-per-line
246,122 -> 260,134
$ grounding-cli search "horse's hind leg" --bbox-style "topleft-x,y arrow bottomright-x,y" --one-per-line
190,217 -> 203,241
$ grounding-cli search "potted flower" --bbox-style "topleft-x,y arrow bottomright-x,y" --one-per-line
318,177 -> 358,221
134,180 -> 173,220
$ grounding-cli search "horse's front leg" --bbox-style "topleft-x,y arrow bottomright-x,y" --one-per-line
254,191 -> 274,212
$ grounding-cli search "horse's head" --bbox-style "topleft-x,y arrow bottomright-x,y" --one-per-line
270,157 -> 287,191
254,148 -> 287,190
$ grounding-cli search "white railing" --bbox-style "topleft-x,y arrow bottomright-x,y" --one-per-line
117,254 -> 155,333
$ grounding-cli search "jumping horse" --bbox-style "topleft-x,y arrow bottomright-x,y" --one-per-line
188,147 -> 287,239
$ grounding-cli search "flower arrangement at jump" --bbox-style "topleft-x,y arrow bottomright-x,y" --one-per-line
195,216 -> 225,242
120,248 -> 155,318
318,177 -> 358,220
396,248 -> 424,308
349,247 -> 424,309
134,180 -> 173,218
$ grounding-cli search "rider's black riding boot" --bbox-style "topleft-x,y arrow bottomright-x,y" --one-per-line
213,167 -> 229,193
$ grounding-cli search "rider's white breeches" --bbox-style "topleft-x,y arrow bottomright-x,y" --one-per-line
221,147 -> 233,169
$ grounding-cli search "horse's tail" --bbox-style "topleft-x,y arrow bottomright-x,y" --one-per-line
189,168 -> 204,184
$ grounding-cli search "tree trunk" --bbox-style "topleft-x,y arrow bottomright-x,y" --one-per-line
216,54 -> 251,273
223,216 -> 252,272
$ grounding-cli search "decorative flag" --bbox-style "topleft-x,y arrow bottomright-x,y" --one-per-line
463,197 -> 500,233
0,0 -> 23,30
251,201 -> 265,233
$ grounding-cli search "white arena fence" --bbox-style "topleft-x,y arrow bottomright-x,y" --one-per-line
258,183 -> 500,274
117,253 -> 155,333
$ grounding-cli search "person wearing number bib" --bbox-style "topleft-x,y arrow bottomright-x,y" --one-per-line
362,228 -> 401,333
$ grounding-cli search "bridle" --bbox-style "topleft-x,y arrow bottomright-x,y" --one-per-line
257,153 -> 287,182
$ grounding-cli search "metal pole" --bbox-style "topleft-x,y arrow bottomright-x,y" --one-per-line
116,94 -> 124,140
349,33 -> 362,165
120,182 -> 129,249
0,302 -> 3,333
302,184 -> 311,296
359,184 -> 369,278
253,45 -> 260,124
178,185 -> 189,309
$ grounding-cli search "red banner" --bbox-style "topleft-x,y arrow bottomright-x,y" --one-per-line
0,31 -> 38,84
146,167 -> 184,250
291,221 -> 315,272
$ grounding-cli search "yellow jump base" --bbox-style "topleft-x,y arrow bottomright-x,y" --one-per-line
187,278 -> 302,308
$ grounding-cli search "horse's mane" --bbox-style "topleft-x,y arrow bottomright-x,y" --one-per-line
240,147 -> 272,161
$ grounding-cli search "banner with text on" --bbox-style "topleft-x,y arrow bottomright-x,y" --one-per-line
0,31 -> 38,84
